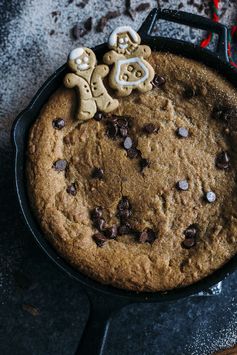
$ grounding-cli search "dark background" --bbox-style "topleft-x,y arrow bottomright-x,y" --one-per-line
1,0 -> 237,354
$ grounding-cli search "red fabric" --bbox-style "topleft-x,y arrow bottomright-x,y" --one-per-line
200,0 -> 237,68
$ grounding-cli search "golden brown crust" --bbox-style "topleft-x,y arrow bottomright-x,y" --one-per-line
27,52 -> 237,292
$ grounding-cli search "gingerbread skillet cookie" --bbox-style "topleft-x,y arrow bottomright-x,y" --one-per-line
27,22 -> 237,292
103,26 -> 155,96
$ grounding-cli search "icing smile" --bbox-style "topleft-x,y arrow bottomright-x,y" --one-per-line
77,63 -> 90,71
119,43 -> 128,49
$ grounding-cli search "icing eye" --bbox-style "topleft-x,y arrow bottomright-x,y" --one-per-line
136,71 -> 142,78
125,37 -> 129,43
84,56 -> 89,63
119,38 -> 124,43
127,65 -> 134,72
76,58 -> 82,64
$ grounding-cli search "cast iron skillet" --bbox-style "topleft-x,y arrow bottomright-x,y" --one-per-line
12,8 -> 237,355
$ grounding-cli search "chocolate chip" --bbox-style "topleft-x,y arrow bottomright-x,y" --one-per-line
205,191 -> 216,203
93,233 -> 107,247
182,237 -> 196,249
119,127 -> 128,137
183,86 -> 196,99
215,151 -> 230,170
91,207 -> 103,220
63,136 -> 71,144
139,228 -> 156,243
94,112 -> 104,121
107,123 -> 118,139
92,167 -> 104,179
118,197 -> 130,211
52,118 -> 65,130
140,158 -> 150,171
123,136 -> 133,150
176,180 -> 189,191
53,159 -> 67,172
152,74 -> 166,87
117,117 -> 128,128
143,123 -> 159,134
94,218 -> 106,232
104,226 -> 118,239
135,2 -> 150,11
184,224 -> 199,239
177,127 -> 189,138
118,209 -> 131,220
127,147 -> 139,159
212,105 -> 237,123
66,183 -> 77,196
118,223 -> 131,235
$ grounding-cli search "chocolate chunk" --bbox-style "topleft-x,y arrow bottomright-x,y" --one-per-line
84,16 -> 92,31
93,233 -> 107,247
119,127 -> 128,137
66,183 -> 77,196
91,207 -> 103,220
127,147 -> 139,159
53,159 -> 67,172
22,304 -> 40,316
140,158 -> 150,171
107,123 -> 118,139
135,3 -> 150,11
215,151 -> 230,170
205,191 -> 216,203
143,123 -> 159,134
94,218 -> 106,232
118,197 -> 130,211
123,136 -> 133,150
182,237 -> 196,249
104,226 -> 118,239
139,228 -> 156,243
177,127 -> 189,138
118,223 -> 131,235
183,86 -> 196,99
125,0 -> 135,20
152,74 -> 166,87
96,11 -> 120,32
184,224 -> 199,239
72,24 -> 87,39
176,180 -> 189,191
92,167 -> 104,179
52,118 -> 65,130
94,112 -> 104,121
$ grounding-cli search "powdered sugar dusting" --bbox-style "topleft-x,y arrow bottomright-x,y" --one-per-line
186,300 -> 237,354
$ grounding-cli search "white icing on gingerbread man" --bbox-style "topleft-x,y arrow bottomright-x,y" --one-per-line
103,26 -> 155,96
64,47 -> 119,121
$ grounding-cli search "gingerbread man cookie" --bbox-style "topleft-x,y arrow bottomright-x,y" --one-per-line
103,26 -> 155,97
64,47 -> 119,121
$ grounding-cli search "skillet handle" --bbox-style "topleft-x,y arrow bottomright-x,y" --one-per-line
75,289 -> 130,355
139,8 -> 229,63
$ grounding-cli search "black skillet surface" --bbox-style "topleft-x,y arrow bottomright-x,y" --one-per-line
12,8 -> 237,355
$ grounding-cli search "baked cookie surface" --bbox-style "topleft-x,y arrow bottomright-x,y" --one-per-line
27,52 -> 237,292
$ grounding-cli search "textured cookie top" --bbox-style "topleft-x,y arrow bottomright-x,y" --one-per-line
27,52 -> 237,292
